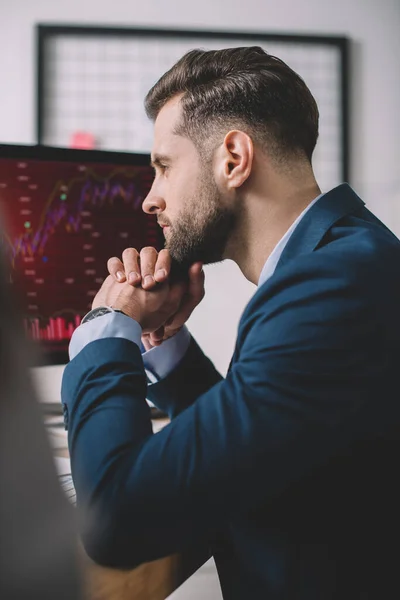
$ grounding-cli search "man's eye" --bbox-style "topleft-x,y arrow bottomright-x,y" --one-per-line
152,163 -> 169,176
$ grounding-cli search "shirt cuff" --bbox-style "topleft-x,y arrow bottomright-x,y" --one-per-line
142,325 -> 191,383
69,312 -> 142,360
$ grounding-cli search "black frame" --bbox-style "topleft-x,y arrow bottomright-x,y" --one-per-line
36,24 -> 350,182
0,143 -> 154,366
0,143 -> 150,166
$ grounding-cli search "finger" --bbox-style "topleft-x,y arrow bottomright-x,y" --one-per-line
164,266 -> 204,331
121,248 -> 141,285
188,262 -> 205,301
151,326 -> 165,340
91,275 -> 116,309
140,247 -> 158,289
189,262 -> 205,298
154,249 -> 172,284
162,323 -> 182,339
143,331 -> 165,348
141,334 -> 153,352
149,326 -> 165,346
107,257 -> 126,282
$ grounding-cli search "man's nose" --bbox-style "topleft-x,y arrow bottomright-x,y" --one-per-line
142,193 -> 166,215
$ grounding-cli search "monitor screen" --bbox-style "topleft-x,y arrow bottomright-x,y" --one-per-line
0,144 -> 161,365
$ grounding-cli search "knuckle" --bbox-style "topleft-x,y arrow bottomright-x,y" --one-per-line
107,256 -> 121,272
140,246 -> 157,258
158,248 -> 171,262
122,247 -> 139,262
103,274 -> 114,287
140,248 -> 157,275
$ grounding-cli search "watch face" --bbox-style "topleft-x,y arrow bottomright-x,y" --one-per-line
81,306 -> 112,324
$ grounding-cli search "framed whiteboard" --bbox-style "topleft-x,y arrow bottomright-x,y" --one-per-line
36,25 -> 350,190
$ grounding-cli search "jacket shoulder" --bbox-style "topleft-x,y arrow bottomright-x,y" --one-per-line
241,216 -> 400,336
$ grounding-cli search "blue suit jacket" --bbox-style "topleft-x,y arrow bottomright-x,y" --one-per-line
62,184 -> 400,599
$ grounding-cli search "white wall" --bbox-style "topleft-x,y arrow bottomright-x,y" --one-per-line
1,0 -> 399,399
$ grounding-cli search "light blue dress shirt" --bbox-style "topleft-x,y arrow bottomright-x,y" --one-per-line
69,194 -> 322,380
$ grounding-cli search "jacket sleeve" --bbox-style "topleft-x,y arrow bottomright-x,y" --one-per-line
61,251 -> 397,569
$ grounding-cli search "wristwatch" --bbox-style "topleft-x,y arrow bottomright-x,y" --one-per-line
81,306 -> 127,324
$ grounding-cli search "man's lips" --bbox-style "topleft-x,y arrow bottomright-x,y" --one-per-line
158,222 -> 171,236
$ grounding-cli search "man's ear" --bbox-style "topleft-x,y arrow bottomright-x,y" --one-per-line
216,130 -> 254,190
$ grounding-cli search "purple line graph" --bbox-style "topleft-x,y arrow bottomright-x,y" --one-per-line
11,167 -> 154,260
0,158 -> 159,360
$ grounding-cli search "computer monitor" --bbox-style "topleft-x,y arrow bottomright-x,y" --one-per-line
0,144 -> 161,365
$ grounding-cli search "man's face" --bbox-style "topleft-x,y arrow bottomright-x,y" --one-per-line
142,96 -> 237,270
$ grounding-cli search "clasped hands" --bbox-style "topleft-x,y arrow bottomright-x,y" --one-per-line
92,247 -> 204,349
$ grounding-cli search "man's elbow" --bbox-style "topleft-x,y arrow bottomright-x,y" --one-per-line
81,526 -> 144,569
79,508 -> 144,569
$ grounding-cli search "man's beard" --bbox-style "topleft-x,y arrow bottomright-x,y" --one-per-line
165,173 -> 237,276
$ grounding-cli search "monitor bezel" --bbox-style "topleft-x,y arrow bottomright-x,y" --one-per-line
0,143 -> 156,366
0,143 -> 151,166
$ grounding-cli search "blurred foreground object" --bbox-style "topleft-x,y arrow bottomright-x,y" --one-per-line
0,244 -> 81,599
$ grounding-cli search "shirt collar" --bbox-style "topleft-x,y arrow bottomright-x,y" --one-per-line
258,193 -> 324,287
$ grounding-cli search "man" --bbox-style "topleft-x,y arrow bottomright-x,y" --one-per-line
62,47 -> 400,599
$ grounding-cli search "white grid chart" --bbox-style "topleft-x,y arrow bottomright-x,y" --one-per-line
41,32 -> 345,191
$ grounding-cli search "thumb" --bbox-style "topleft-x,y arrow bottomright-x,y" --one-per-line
188,262 -> 205,304
164,263 -> 204,329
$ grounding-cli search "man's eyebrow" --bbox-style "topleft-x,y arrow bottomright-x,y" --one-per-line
150,154 -> 170,168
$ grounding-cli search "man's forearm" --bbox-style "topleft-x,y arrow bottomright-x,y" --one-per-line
67,313 -> 219,417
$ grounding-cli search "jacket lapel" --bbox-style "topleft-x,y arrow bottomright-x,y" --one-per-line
276,183 -> 365,272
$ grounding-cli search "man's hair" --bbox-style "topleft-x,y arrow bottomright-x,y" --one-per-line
145,46 -> 319,164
